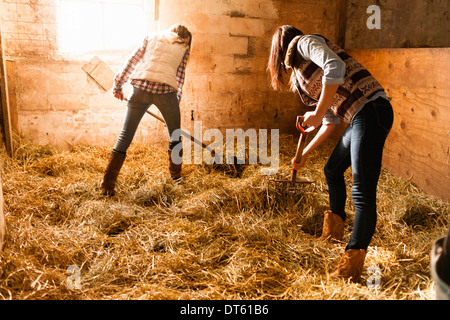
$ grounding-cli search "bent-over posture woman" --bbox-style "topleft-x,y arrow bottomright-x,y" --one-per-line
102,24 -> 192,196
268,25 -> 394,282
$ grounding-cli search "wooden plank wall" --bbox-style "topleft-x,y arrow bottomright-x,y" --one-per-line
348,48 -> 450,202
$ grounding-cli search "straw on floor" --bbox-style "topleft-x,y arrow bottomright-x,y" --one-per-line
0,133 -> 448,300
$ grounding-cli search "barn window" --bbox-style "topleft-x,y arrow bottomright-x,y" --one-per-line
57,0 -> 150,54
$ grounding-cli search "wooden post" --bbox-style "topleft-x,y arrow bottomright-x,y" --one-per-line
6,60 -> 18,133
154,0 -> 160,21
0,19 -> 13,157
0,172 -> 5,253
335,0 -> 347,49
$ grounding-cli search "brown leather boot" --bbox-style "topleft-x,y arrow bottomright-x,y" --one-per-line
331,249 -> 367,283
101,150 -> 126,196
168,149 -> 182,182
320,210 -> 345,242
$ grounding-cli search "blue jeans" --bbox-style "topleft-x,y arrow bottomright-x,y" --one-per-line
324,97 -> 393,250
113,87 -> 182,154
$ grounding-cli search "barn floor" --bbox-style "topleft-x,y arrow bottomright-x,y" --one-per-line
0,134 -> 448,300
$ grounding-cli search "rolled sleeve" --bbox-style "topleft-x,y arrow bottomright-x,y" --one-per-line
322,59 -> 346,85
322,109 -> 340,125
297,35 -> 345,85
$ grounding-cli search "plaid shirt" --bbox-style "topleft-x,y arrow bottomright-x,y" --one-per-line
113,36 -> 189,101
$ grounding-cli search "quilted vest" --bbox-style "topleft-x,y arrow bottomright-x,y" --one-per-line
285,35 -> 385,123
131,31 -> 188,90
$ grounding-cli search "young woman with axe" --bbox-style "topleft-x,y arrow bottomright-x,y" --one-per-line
101,24 -> 192,196
267,25 -> 394,283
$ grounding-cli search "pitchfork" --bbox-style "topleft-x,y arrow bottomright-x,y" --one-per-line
268,116 -> 314,193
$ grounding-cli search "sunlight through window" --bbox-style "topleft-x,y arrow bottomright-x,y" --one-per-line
57,0 -> 147,53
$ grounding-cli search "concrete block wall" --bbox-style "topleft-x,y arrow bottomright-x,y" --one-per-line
159,0 -> 342,137
160,0 -> 280,137
1,0 -> 344,149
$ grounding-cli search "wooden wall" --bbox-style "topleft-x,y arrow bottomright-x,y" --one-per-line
346,0 -> 450,49
348,48 -> 450,202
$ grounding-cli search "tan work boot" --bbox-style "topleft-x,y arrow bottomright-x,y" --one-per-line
320,210 -> 345,242
101,150 -> 126,196
331,249 -> 367,283
168,149 -> 182,182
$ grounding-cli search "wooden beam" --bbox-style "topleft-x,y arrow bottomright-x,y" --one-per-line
0,172 -> 5,253
0,20 -> 13,157
154,0 -> 160,21
6,59 -> 18,133
335,0 -> 347,49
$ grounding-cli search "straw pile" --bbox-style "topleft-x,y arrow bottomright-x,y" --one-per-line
0,133 -> 448,300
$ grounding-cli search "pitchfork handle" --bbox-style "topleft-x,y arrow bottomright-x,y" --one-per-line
293,116 -> 307,163
292,116 -> 308,182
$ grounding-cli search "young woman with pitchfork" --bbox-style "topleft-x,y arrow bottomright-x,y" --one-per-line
267,25 -> 394,283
